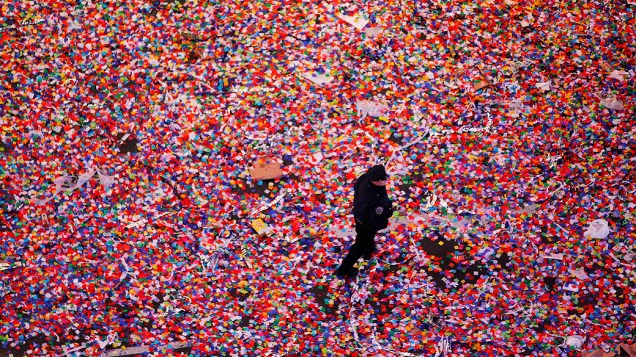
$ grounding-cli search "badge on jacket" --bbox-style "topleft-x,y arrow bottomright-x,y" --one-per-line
375,206 -> 384,215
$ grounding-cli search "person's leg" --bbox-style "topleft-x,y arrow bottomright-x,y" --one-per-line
355,220 -> 377,260
336,221 -> 373,275
336,241 -> 364,275
363,235 -> 377,260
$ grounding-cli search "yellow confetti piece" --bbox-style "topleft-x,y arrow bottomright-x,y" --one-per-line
252,218 -> 270,235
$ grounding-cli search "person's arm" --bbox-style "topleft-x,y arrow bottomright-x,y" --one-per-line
352,177 -> 370,224
354,200 -> 371,225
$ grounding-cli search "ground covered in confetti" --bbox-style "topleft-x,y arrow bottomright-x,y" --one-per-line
1,0 -> 635,356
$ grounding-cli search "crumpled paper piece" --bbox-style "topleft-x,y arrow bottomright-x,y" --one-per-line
561,335 -> 586,350
608,70 -> 629,81
600,97 -> 624,110
97,169 -> 116,189
584,219 -> 610,239
356,100 -> 389,117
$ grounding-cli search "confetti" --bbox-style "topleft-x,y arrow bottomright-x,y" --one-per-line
0,0 -> 633,355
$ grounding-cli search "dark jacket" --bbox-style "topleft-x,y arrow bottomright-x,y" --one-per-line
353,172 -> 393,232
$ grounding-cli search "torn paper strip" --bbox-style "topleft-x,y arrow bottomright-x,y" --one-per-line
364,26 -> 383,37
608,70 -> 629,81
301,71 -> 334,85
34,167 -> 115,204
536,81 -> 551,92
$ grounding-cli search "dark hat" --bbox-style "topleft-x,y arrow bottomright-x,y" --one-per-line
367,164 -> 388,181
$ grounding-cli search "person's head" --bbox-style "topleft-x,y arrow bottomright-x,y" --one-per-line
367,164 -> 388,186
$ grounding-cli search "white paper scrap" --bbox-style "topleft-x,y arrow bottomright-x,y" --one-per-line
337,14 -> 369,30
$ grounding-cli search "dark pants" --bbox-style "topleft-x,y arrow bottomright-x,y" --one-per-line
337,220 -> 377,273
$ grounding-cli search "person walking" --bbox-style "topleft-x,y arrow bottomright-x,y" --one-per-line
336,164 -> 393,278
